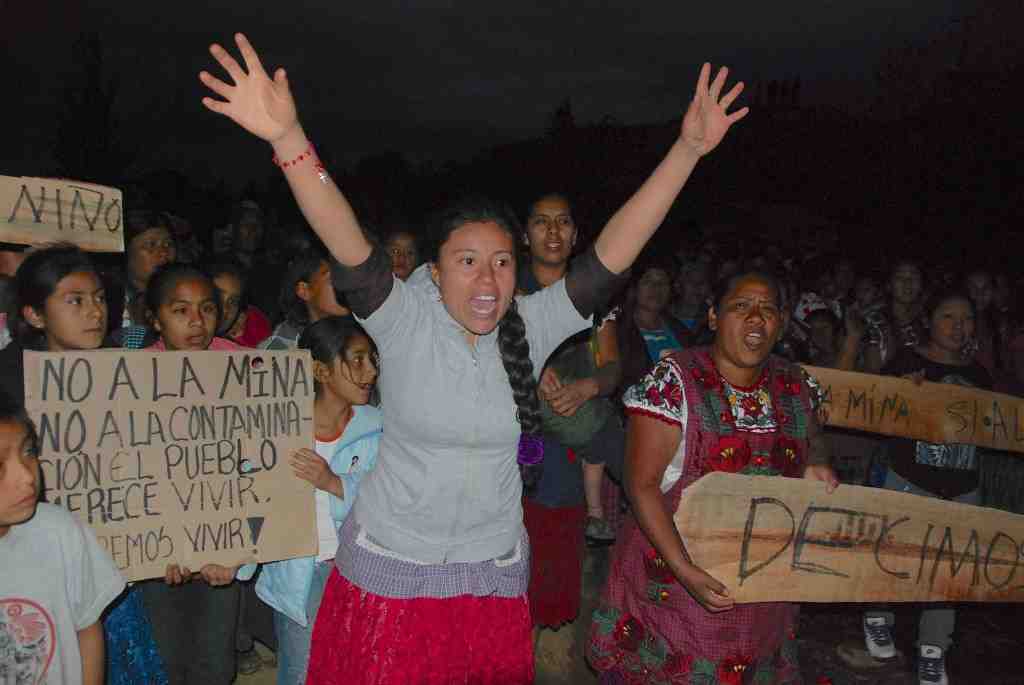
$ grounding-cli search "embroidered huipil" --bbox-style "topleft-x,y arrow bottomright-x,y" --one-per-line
588,347 -> 828,684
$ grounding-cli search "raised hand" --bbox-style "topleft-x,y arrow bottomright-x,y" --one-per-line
679,63 -> 749,157
199,33 -> 299,143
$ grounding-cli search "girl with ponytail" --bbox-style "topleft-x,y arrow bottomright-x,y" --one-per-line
200,33 -> 747,684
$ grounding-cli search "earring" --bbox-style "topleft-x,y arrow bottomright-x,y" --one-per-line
436,291 -> 443,302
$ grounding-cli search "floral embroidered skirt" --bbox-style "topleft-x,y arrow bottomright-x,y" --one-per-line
307,568 -> 534,685
523,497 -> 586,628
587,515 -> 802,685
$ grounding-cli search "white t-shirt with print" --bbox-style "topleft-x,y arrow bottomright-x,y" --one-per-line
0,503 -> 125,685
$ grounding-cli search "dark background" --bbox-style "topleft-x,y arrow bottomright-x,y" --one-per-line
4,0 -> 1021,266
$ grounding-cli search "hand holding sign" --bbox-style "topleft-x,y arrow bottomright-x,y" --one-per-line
164,564 -> 193,586
803,464 -> 839,493
679,564 -> 734,613
200,563 -> 239,587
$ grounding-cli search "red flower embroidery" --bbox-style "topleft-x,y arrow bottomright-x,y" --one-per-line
645,385 -> 663,405
740,395 -> 762,417
772,436 -> 803,476
691,366 -> 721,391
613,615 -> 645,652
709,436 -> 750,473
643,549 -> 676,584
717,655 -> 753,685
666,381 -> 682,408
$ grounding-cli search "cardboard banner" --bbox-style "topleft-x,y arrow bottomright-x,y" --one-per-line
1,175 -> 124,252
675,473 -> 1024,603
24,350 -> 317,581
803,365 -> 1024,454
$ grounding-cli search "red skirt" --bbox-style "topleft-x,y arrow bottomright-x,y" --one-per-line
523,497 -> 586,628
307,568 -> 534,685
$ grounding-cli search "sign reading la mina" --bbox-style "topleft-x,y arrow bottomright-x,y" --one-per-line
805,365 -> 1024,455
24,350 -> 317,581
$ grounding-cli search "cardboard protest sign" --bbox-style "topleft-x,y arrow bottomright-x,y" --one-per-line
24,350 -> 317,581
1,175 -> 124,252
675,473 -> 1024,603
804,365 -> 1024,454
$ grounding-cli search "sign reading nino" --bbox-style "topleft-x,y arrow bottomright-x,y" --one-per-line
1,175 -> 124,252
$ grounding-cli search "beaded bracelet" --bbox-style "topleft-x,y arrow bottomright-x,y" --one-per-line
272,144 -> 329,183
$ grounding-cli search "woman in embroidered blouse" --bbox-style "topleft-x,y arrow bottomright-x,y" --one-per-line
199,33 -> 748,684
588,271 -> 837,684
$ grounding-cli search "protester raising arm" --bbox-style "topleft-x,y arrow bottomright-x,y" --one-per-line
199,34 -> 370,267
200,34 -> 747,278
592,63 -> 747,275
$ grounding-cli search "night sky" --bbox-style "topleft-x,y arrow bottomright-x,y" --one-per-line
5,0 -> 968,186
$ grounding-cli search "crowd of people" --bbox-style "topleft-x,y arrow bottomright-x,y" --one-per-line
1,32 -> 1021,685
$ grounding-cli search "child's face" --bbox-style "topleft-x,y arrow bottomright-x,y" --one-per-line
317,333 -> 378,405
26,271 -> 108,352
153,277 -> 219,351
386,233 -> 420,281
212,273 -> 244,335
0,420 -> 40,538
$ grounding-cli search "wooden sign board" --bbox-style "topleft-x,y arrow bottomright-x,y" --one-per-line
675,473 -> 1024,603
1,175 -> 124,252
803,365 -> 1024,454
24,350 -> 317,581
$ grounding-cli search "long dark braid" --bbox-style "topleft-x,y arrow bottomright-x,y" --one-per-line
497,298 -> 543,489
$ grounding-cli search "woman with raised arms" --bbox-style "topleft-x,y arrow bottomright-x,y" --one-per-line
198,33 -> 748,684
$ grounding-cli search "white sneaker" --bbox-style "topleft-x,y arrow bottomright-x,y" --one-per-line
863,615 -> 897,660
918,644 -> 948,685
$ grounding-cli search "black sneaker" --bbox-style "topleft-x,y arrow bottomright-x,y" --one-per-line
863,615 -> 897,661
918,644 -> 948,685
